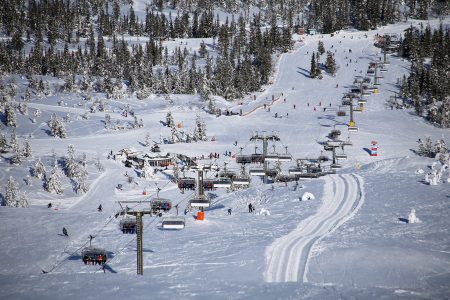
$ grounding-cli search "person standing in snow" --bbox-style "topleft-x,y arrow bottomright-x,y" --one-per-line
62,227 -> 68,237
97,204 -> 102,212
248,203 -> 253,213
228,208 -> 232,215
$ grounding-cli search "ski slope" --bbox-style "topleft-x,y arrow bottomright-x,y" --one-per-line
264,174 -> 365,283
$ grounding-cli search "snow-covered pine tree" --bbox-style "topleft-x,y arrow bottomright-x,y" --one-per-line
310,52 -> 317,78
144,133 -> 151,146
10,141 -> 22,165
140,160 -> 153,179
46,166 -> 63,194
317,41 -> 325,56
5,101 -> 17,127
33,158 -> 46,179
424,137 -> 434,158
4,176 -> 19,207
325,51 -> 337,76
0,133 -> 7,153
166,112 -> 174,127
65,145 -> 77,178
23,137 -> 32,158
435,138 -> 448,164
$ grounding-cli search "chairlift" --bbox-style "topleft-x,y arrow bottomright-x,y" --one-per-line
213,177 -> 232,188
219,170 -> 236,179
331,163 -> 342,169
178,177 -> 196,190
161,216 -> 185,230
348,126 -> 358,132
366,69 -> 375,75
264,154 -> 280,161
232,176 -> 251,185
337,110 -> 346,116
249,168 -> 266,176
357,98 -> 367,104
266,169 -> 278,177
342,138 -> 353,146
278,154 -> 292,162
236,155 -> 252,164
289,167 -> 303,175
119,217 -> 137,234
251,153 -> 264,164
203,179 -> 216,191
326,140 -> 343,147
81,247 -> 108,265
318,154 -> 330,162
189,198 -> 210,208
151,198 -> 172,214
336,153 -> 348,160
277,175 -> 296,182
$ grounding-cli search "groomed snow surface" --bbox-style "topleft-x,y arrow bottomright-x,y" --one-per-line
1,17 -> 450,299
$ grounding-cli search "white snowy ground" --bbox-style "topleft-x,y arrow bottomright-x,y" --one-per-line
1,18 -> 449,299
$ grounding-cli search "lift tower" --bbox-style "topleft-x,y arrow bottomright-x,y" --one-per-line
250,131 -> 280,184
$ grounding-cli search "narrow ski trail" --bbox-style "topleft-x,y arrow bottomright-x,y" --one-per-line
264,173 -> 364,282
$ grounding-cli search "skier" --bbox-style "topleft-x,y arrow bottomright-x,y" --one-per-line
62,227 -> 69,237
97,204 -> 103,212
293,104 -> 296,109
248,203 -> 253,213
275,113 -> 278,118
227,208 -> 232,215
47,203 -> 52,209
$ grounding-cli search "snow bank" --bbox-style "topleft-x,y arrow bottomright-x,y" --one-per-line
259,208 -> 271,216
408,209 -> 420,224
301,192 -> 315,201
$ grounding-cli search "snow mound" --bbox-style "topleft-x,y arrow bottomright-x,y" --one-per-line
301,192 -> 315,201
259,208 -> 271,216
408,209 -> 421,224
415,169 -> 424,174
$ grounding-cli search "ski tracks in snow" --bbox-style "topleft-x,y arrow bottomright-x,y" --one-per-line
264,173 -> 365,283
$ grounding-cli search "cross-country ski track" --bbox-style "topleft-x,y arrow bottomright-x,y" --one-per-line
264,173 -> 365,283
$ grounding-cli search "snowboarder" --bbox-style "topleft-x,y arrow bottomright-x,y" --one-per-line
248,203 -> 253,213
227,208 -> 232,215
97,204 -> 102,212
62,227 -> 68,237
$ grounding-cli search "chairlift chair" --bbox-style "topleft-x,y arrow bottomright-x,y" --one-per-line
358,98 -> 367,104
348,126 -> 358,132
178,177 -> 196,190
278,154 -> 292,162
277,175 -> 296,182
251,153 -> 264,164
336,153 -> 348,160
151,198 -> 172,214
161,216 -> 185,230
81,247 -> 108,265
232,176 -> 250,185
189,198 -> 210,208
236,155 -> 252,164
331,163 -> 342,169
203,179 -> 216,191
289,167 -> 303,175
119,217 -> 137,234
249,168 -> 266,176
264,154 -> 280,161
266,169 -> 278,177
213,177 -> 232,188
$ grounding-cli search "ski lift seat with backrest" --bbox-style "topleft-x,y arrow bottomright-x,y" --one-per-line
161,216 -> 185,230
189,198 -> 210,208
81,247 -> 108,265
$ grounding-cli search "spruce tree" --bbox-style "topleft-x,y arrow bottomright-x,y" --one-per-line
4,176 -> 19,207
325,51 -> 337,76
